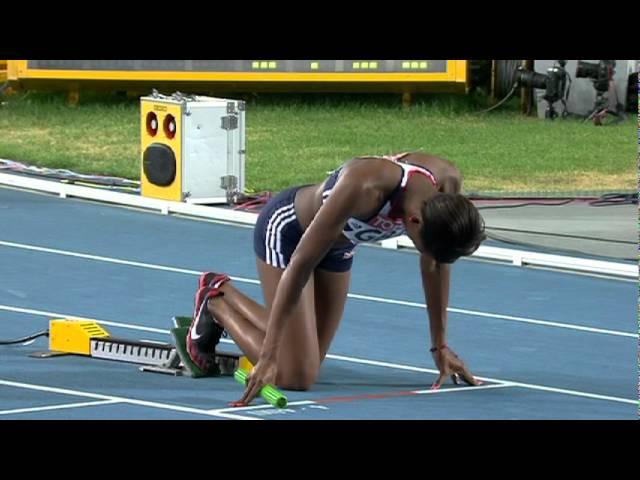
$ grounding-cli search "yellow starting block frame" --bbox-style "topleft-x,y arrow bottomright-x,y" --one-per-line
48,319 -> 110,355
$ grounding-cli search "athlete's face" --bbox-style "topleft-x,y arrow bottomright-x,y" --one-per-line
404,213 -> 428,255
404,211 -> 461,263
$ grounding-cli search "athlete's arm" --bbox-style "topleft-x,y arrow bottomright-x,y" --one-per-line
240,168 -> 378,404
261,175 -> 364,357
420,254 -> 481,388
420,254 -> 449,349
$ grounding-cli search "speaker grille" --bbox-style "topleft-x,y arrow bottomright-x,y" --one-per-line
143,143 -> 176,187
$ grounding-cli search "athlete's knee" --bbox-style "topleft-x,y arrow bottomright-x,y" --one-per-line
278,367 -> 319,391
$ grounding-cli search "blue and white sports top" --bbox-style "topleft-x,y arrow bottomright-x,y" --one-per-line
321,153 -> 438,244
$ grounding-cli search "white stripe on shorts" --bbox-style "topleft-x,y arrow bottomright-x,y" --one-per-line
265,204 -> 295,267
274,214 -> 298,267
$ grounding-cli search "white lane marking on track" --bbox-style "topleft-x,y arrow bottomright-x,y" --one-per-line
0,379 -> 260,420
0,305 -> 634,406
0,240 -> 636,338
0,399 -> 120,416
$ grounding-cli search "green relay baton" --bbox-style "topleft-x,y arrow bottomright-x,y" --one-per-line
234,368 -> 288,409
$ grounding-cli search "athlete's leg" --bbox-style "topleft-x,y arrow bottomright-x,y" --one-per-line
313,267 -> 351,362
215,280 -> 268,332
207,259 -> 320,390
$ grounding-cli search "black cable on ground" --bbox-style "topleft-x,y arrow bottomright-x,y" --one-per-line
486,226 -> 635,245
0,159 -> 140,189
589,193 -> 638,206
485,232 -> 636,262
472,192 -> 637,209
477,199 -> 575,209
476,83 -> 519,114
0,330 -> 49,345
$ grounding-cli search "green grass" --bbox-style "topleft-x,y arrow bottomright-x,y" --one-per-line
0,91 -> 636,195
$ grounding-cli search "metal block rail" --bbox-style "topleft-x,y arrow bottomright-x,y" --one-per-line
90,337 -> 177,366
30,318 -> 247,377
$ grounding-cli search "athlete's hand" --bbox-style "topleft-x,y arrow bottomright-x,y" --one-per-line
431,346 -> 482,389
236,356 -> 278,406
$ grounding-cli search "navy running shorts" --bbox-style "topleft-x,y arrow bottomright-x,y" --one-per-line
253,186 -> 355,273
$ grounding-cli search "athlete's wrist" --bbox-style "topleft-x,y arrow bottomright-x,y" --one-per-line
430,330 -> 447,350
429,344 -> 448,353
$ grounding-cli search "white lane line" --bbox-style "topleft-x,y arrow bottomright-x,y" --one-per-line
209,383 -> 515,414
0,399 -> 120,416
0,379 -> 259,420
210,400 -> 317,413
348,293 -> 637,338
1,305 -> 635,406
411,383 -> 514,395
327,354 -> 636,405
0,240 -> 635,338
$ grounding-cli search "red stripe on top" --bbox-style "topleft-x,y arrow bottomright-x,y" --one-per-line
406,168 -> 437,187
386,165 -> 437,219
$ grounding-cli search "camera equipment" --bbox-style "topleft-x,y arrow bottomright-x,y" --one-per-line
576,60 -> 626,125
515,60 -> 571,120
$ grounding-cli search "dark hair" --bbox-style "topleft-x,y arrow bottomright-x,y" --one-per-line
420,193 -> 486,264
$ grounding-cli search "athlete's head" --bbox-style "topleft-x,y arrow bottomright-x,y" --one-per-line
417,193 -> 486,264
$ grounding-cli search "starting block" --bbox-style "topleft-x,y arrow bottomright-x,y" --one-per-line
30,316 -> 254,378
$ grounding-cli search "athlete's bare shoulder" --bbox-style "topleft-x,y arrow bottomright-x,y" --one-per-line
339,156 -> 400,191
327,156 -> 403,218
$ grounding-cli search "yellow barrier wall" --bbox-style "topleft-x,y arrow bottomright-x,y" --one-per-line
6,60 -> 469,94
